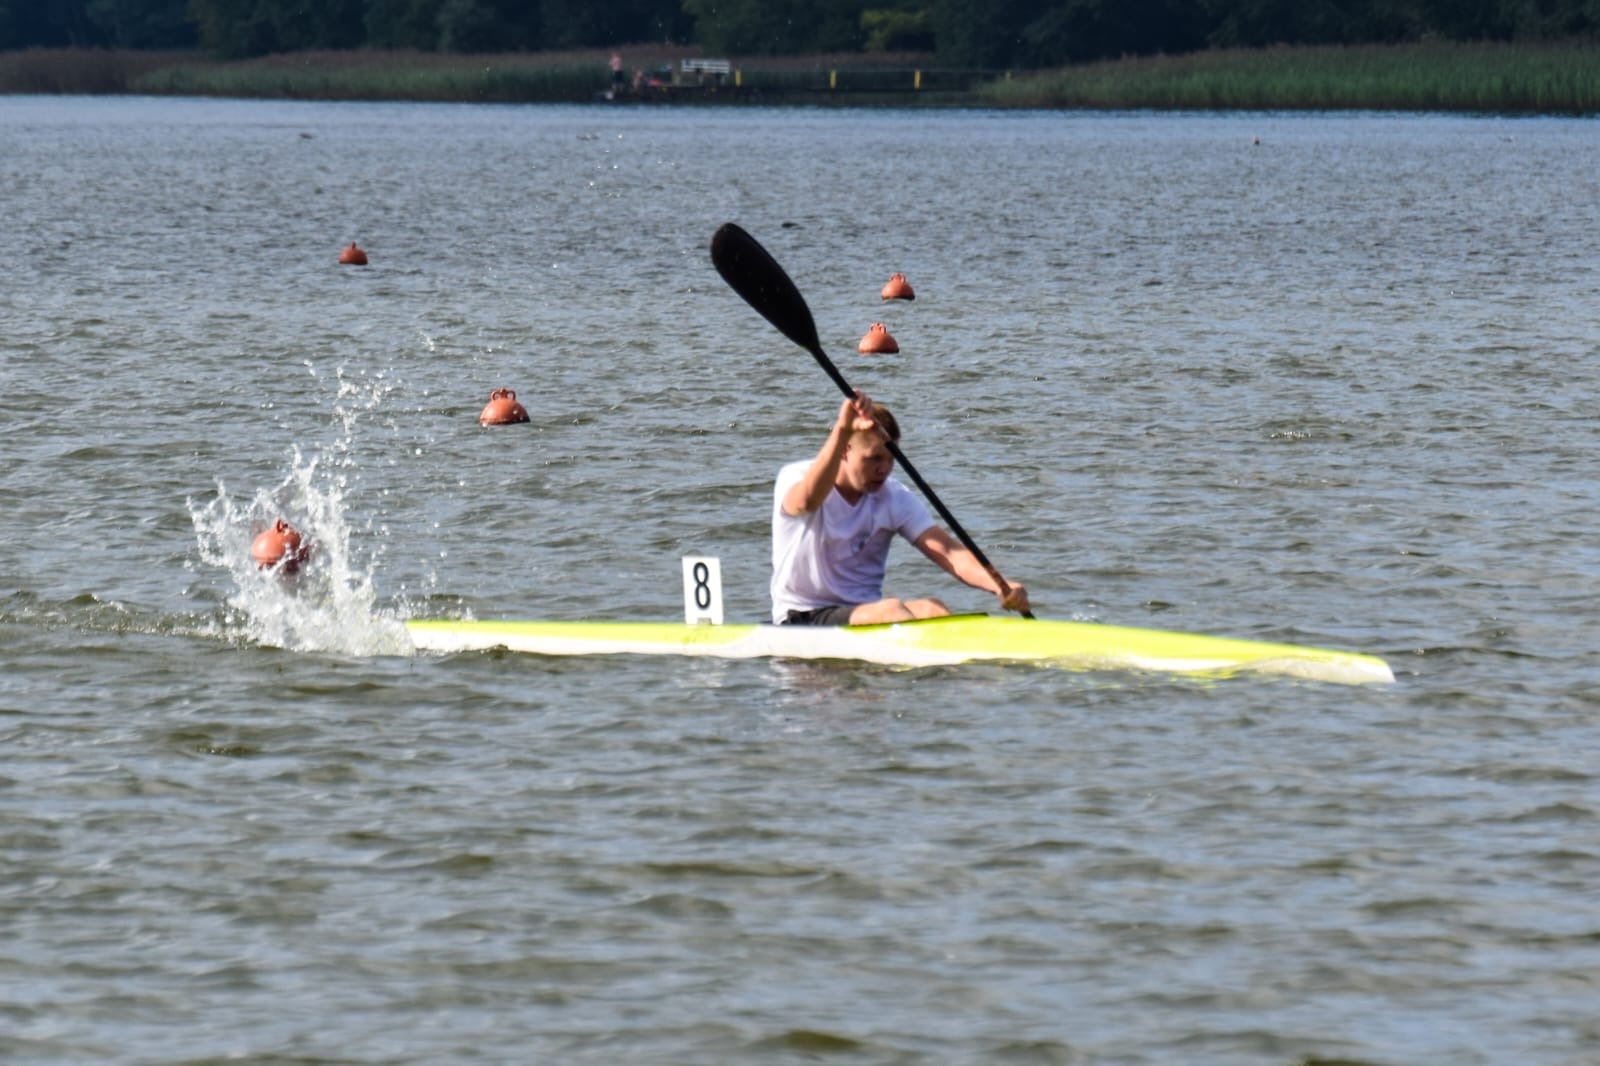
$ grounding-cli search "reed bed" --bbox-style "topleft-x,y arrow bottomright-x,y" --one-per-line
981,42 -> 1600,113
0,48 -> 191,94
126,48 -> 665,102
0,47 -> 687,101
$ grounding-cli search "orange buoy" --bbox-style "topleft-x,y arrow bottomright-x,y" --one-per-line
339,242 -> 368,265
479,388 -> 530,426
857,322 -> 899,355
251,518 -> 311,572
881,273 -> 915,301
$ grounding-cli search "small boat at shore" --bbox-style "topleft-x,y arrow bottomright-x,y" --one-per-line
405,614 -> 1394,685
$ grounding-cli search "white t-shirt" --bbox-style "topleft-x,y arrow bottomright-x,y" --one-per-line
770,460 -> 937,624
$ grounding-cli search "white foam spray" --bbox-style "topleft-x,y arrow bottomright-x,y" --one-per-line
187,366 -> 415,656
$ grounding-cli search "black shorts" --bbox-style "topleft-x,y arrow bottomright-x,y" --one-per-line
783,605 -> 855,626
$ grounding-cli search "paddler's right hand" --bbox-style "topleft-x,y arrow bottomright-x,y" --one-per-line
837,391 -> 876,435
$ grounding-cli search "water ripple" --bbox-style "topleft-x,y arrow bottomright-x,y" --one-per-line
1,99 -> 1598,1065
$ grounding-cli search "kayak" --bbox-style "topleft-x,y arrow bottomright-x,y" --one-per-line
404,614 -> 1394,685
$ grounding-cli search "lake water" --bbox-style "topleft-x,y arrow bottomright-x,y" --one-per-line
2,95 -> 1597,1064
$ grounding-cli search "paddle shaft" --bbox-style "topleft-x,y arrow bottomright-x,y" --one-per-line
814,355 -> 1020,596
710,222 -> 1030,617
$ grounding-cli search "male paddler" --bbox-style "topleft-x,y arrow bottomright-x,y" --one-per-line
771,391 -> 1031,625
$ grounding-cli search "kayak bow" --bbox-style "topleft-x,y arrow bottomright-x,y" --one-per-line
405,614 -> 1393,685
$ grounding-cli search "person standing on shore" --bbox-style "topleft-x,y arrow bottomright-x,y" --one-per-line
609,52 -> 625,95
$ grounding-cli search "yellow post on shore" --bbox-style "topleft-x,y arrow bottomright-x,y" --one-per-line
735,69 -> 741,87
829,70 -> 837,89
914,70 -> 922,90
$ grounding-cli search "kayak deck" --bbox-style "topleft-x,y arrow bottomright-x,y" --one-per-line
404,614 -> 1394,685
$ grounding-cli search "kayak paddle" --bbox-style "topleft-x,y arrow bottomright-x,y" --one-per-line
710,221 -> 1031,618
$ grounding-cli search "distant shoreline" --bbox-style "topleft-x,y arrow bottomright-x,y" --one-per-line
3,42 -> 1598,113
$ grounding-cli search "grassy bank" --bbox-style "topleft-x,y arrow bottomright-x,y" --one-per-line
980,42 -> 1600,113
0,47 -> 193,94
132,49 -> 611,103
3,42 -> 1599,112
0,46 -> 944,104
0,47 -> 677,102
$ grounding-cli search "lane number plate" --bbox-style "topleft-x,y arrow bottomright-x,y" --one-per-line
682,555 -> 723,625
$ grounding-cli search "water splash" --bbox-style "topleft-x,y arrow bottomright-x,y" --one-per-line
187,367 -> 414,657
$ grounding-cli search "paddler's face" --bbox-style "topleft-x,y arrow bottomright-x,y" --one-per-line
840,433 -> 895,494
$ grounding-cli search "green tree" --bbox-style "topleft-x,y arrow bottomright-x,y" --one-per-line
616,0 -> 695,43
1204,0 -> 1366,46
1422,0 -> 1600,38
314,0 -> 368,47
0,0 -> 97,46
190,0 -> 364,55
930,0 -> 1030,66
539,0 -> 691,48
539,0 -> 611,47
1018,0 -> 1210,63
189,0 -> 262,56
365,0 -> 445,49
85,0 -> 196,46
435,0 -> 541,51
683,0 -> 866,54
861,6 -> 935,50
1418,0 -> 1516,37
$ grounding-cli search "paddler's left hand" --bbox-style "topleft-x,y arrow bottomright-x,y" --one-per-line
998,582 -> 1030,616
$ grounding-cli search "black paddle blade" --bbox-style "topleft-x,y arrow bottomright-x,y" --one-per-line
710,223 -> 824,357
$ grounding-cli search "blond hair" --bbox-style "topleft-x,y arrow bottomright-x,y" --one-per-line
867,403 -> 900,443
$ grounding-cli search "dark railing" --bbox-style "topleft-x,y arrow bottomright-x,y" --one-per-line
728,66 -> 1005,94
617,65 -> 1008,104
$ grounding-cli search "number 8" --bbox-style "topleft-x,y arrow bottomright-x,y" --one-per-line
693,561 -> 712,610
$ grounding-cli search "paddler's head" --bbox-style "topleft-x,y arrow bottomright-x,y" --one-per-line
839,403 -> 900,498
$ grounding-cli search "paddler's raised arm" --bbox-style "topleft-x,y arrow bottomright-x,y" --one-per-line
781,391 -> 877,516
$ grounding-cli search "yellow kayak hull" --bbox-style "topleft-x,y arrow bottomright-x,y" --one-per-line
405,614 -> 1393,685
